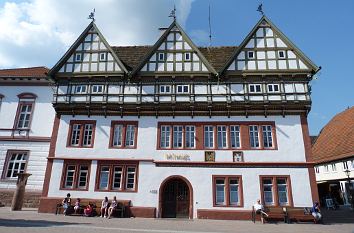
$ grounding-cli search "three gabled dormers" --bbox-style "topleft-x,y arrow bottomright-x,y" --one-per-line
49,16 -> 319,79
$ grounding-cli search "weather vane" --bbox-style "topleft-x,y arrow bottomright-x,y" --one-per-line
88,8 -> 95,22
257,3 -> 264,16
169,5 -> 176,21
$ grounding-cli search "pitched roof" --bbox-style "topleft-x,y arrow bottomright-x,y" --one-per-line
312,107 -> 354,163
0,66 -> 49,78
112,46 -> 236,72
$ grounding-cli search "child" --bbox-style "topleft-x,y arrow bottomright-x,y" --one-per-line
62,193 -> 72,216
74,198 -> 81,214
101,197 -> 109,218
107,196 -> 118,219
84,202 -> 93,217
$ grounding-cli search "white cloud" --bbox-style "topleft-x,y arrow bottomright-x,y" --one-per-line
0,0 -> 193,68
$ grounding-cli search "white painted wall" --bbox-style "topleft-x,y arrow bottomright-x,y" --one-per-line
47,160 -> 313,218
315,158 -> 354,181
55,115 -> 307,163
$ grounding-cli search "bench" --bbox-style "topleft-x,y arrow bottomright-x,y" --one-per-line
252,206 -> 287,223
286,207 -> 317,224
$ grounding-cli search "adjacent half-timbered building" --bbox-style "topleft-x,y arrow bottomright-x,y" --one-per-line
39,16 -> 320,219
0,67 -> 55,206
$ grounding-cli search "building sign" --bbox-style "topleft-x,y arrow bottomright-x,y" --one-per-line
164,153 -> 191,161
205,151 -> 215,162
233,151 -> 244,162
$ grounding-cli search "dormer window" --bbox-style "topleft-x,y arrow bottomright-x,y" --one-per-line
158,53 -> 165,61
278,51 -> 285,58
75,53 -> 82,61
176,85 -> 189,93
185,53 -> 191,61
100,53 -> 106,61
248,51 -> 254,59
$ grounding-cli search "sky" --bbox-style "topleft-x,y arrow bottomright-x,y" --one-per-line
0,0 -> 353,135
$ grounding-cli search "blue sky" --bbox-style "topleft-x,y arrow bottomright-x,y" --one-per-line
0,0 -> 353,135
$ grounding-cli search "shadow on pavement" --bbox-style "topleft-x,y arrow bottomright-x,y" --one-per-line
0,218 -> 83,228
321,208 -> 354,224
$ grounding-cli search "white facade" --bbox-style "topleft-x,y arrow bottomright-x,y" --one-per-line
0,84 -> 55,191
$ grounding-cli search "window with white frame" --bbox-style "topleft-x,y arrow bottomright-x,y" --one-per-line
112,124 -> 123,147
159,85 -> 171,93
111,122 -> 138,148
173,126 -> 183,148
17,104 -> 33,129
184,52 -> 191,61
248,51 -> 255,59
267,84 -> 280,93
262,178 -> 274,205
352,160 -> 354,170
78,165 -> 89,189
92,85 -> 104,93
126,166 -> 136,190
100,53 -> 106,61
230,125 -> 241,148
176,85 -> 189,93
217,125 -> 227,149
215,178 -> 226,205
4,151 -> 28,178
158,52 -> 165,61
99,166 -> 110,190
160,126 -> 171,148
331,163 -> 337,172
69,121 -> 95,147
62,162 -> 92,190
315,166 -> 320,173
229,179 -> 240,206
75,53 -> 82,61
277,178 -> 289,205
278,50 -> 286,58
249,84 -> 262,93
185,126 -> 195,148
64,165 -> 76,188
82,124 -> 94,146
74,85 -> 87,94
262,125 -> 273,148
112,166 -> 123,190
125,125 -> 136,147
204,126 -> 214,148
249,125 -> 260,148
70,124 -> 81,146
324,165 -> 329,172
343,161 -> 349,170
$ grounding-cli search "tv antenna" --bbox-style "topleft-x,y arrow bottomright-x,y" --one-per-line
208,4 -> 212,47
257,3 -> 264,16
88,8 -> 95,22
169,5 -> 176,21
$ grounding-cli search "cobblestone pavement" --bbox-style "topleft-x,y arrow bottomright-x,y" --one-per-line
0,208 -> 353,233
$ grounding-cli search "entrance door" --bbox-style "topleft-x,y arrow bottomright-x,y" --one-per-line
162,178 -> 190,218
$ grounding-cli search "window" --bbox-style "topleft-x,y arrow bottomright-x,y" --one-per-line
261,176 -> 292,206
61,161 -> 90,190
96,163 -> 138,192
74,85 -> 87,94
315,167 -> 319,173
278,50 -> 285,58
100,53 -> 106,61
2,151 -> 28,179
75,53 -> 82,61
267,84 -> 280,93
110,121 -> 138,149
67,121 -> 96,147
92,85 -> 104,93
249,84 -> 262,93
324,165 -> 329,172
158,53 -> 165,61
248,51 -> 254,59
159,124 -> 195,149
230,125 -> 241,148
343,161 -> 349,170
331,163 -> 337,172
17,104 -> 33,129
262,125 -> 273,148
160,85 -> 171,94
204,126 -> 214,148
0,94 -> 3,111
185,53 -> 191,61
217,126 -> 227,149
176,85 -> 189,93
352,160 -> 354,170
185,126 -> 195,148
249,125 -> 259,148
173,126 -> 183,148
213,176 -> 243,207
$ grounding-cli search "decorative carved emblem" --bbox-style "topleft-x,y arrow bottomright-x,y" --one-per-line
233,151 -> 244,162
205,151 -> 215,162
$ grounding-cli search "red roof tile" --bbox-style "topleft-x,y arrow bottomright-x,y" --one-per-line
0,66 -> 49,78
312,106 -> 354,163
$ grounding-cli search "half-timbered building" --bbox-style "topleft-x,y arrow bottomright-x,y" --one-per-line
39,16 -> 320,219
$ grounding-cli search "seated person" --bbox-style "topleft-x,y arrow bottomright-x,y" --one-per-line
253,199 -> 268,223
311,202 -> 322,223
62,193 -> 72,215
107,196 -> 118,219
84,203 -> 93,217
74,198 -> 81,214
101,197 -> 109,218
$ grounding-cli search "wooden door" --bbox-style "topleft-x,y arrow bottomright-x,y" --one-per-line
162,179 -> 189,218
